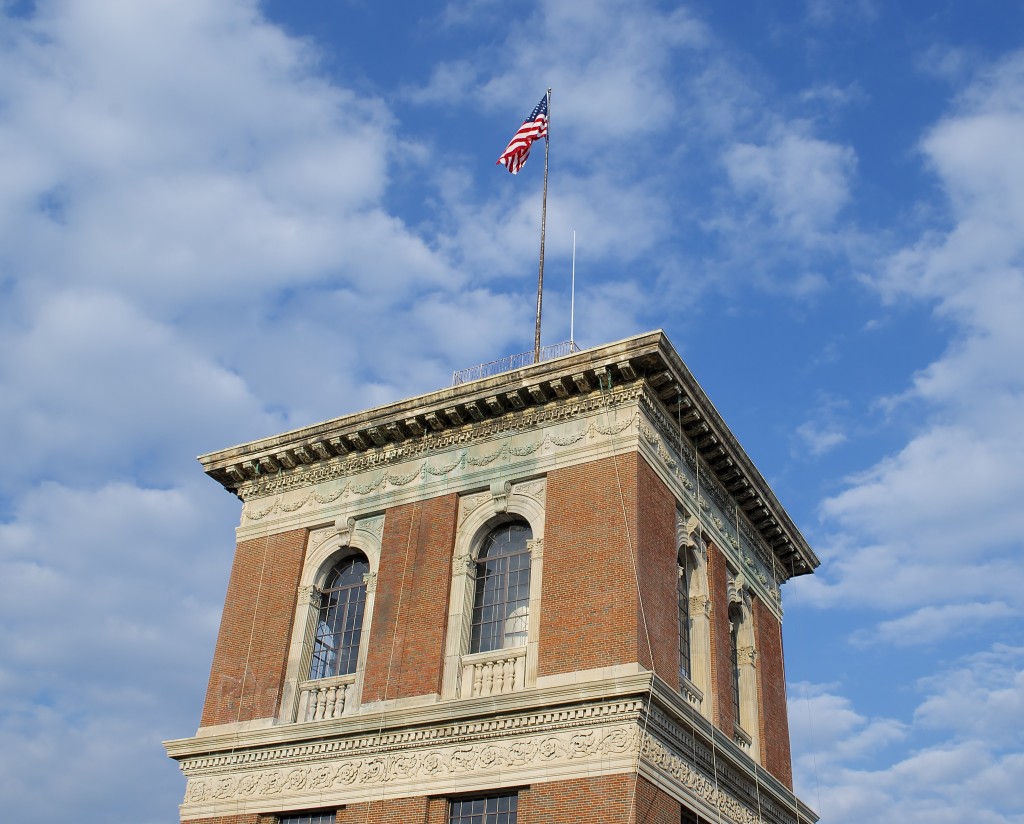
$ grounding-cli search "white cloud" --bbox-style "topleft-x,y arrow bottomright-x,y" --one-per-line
724,126 -> 857,238
0,289 -> 277,490
851,603 -> 1018,648
792,646 -> 1024,823
0,478 -> 235,823
914,645 -> 1024,745
0,0 -> 453,321
804,0 -> 878,28
800,51 -> 1024,618
795,420 -> 848,456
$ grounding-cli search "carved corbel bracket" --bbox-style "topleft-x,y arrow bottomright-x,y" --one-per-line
490,480 -> 513,513
335,515 -> 357,545
728,572 -> 751,609
677,514 -> 707,567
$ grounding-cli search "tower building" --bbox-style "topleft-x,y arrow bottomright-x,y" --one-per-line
166,331 -> 820,824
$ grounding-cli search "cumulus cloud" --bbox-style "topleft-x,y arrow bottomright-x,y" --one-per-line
0,1 -> 473,820
796,51 -> 1024,622
795,420 -> 848,457
851,602 -> 1018,648
791,646 -> 1024,824
724,126 -> 857,238
0,478 -> 236,822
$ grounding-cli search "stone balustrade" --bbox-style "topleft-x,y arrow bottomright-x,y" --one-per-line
460,648 -> 527,698
679,673 -> 704,710
733,723 -> 752,751
297,675 -> 356,722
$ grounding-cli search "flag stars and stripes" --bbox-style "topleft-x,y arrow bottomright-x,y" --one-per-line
496,94 -> 548,175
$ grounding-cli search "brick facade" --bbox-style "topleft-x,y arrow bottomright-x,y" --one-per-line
337,796 -> 446,822
200,528 -> 308,727
362,493 -> 458,703
541,453 -> 657,677
635,456 -> 681,687
183,779 -> 682,824
754,598 -> 794,788
176,333 -> 817,824
518,774 -> 679,823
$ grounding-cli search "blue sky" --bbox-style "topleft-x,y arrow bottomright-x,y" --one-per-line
1,1 -> 1023,822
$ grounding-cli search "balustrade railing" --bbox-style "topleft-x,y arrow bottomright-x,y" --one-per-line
297,675 -> 356,722
679,674 -> 704,709
460,648 -> 527,697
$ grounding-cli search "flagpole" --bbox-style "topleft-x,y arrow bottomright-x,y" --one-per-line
570,228 -> 576,345
533,88 -> 551,364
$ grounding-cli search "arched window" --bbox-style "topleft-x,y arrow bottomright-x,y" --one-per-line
726,567 -> 759,755
470,521 -> 532,654
729,602 -> 742,726
676,516 -> 712,716
678,562 -> 691,681
309,553 -> 369,680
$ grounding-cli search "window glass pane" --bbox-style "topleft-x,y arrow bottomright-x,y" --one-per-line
450,794 -> 517,824
309,554 -> 369,680
730,607 -> 741,725
470,522 -> 532,654
678,562 -> 691,681
279,812 -> 336,824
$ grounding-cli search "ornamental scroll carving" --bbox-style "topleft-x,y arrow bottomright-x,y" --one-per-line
641,734 -> 765,824
184,725 -> 638,806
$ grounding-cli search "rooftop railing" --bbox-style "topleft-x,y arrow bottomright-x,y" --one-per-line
452,340 -> 581,386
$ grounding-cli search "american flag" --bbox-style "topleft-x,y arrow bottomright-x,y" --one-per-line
496,94 -> 548,175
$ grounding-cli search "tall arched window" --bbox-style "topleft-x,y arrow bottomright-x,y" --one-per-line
309,553 -> 369,680
470,521 -> 532,654
729,603 -> 742,726
678,562 -> 691,682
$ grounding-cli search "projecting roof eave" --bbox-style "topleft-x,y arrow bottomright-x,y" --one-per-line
198,330 -> 819,579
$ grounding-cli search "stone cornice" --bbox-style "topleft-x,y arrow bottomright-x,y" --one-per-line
198,331 -> 817,578
167,672 -> 817,824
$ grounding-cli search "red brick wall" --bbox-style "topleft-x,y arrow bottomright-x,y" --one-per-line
184,779 -> 682,824
633,776 -> 682,824
337,796 -> 446,823
540,453 -> 641,677
540,452 -> 701,687
754,598 -> 794,787
362,493 -> 458,703
706,542 -> 735,734
635,458 -> 681,686
520,774 -> 679,823
200,528 -> 309,727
